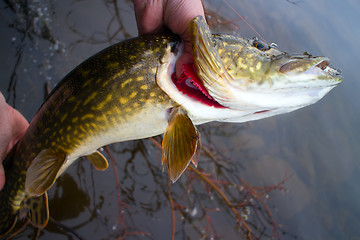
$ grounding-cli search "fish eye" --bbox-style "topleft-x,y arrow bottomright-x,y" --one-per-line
253,40 -> 269,51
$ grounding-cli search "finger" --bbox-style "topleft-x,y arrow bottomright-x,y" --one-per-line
7,107 -> 28,153
133,0 -> 165,35
163,0 -> 205,40
163,0 -> 205,78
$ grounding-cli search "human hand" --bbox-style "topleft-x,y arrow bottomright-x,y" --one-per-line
133,0 -> 205,79
0,93 -> 29,190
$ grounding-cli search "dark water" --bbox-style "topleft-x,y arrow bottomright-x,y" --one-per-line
0,0 -> 359,239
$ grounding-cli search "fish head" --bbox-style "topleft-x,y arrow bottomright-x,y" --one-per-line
212,37 -> 342,110
190,16 -> 342,121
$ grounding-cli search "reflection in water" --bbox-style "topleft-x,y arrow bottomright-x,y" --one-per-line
1,0 -> 357,239
50,173 -> 90,221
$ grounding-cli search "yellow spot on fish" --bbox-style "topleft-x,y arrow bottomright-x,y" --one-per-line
130,92 -> 137,98
79,133 -> 85,138
129,55 -> 137,59
107,62 -> 120,69
102,80 -> 110,88
125,107 -> 132,112
83,92 -> 98,106
59,128 -> 63,134
68,96 -> 76,102
96,78 -> 104,84
239,62 -> 248,69
96,116 -> 104,121
67,126 -> 71,131
50,131 -> 57,138
119,97 -> 128,104
72,117 -> 79,123
218,48 -> 225,55
140,84 -> 148,90
256,62 -> 262,70
81,114 -> 94,121
133,63 -> 144,70
56,145 -> 67,153
79,125 -> 86,134
110,69 -> 126,81
143,50 -> 153,56
72,102 -> 80,113
133,102 -> 139,108
43,128 -> 50,134
90,123 -> 98,130
92,94 -> 113,110
121,78 -> 133,88
82,78 -> 93,88
51,142 -> 56,146
60,113 -> 68,123
74,129 -> 78,135
151,67 -> 157,74
81,69 -> 91,77
137,76 -> 145,81
150,92 -> 156,97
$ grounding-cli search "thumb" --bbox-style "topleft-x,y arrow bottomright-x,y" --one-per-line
133,0 -> 165,35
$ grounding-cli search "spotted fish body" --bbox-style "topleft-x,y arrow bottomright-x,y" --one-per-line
0,33 -> 181,236
0,16 -> 341,236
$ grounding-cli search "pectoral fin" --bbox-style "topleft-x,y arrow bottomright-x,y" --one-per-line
25,149 -> 67,196
27,192 -> 49,229
86,150 -> 108,170
162,107 -> 201,183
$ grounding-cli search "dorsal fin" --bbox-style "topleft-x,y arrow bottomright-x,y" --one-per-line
25,149 -> 67,196
86,150 -> 109,170
162,107 -> 201,183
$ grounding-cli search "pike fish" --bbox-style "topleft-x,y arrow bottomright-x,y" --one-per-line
0,16 -> 341,236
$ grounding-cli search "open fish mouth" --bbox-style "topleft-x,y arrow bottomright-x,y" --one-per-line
278,56 -> 342,85
312,59 -> 342,78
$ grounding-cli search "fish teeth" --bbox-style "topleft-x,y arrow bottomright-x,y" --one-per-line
324,66 -> 342,76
